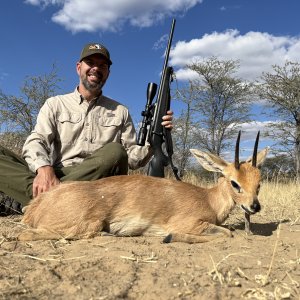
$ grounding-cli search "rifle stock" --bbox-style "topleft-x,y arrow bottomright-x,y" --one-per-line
147,66 -> 173,177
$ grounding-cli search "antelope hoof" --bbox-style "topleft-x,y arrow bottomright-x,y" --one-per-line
163,234 -> 173,243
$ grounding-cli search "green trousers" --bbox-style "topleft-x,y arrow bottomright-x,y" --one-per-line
0,142 -> 128,206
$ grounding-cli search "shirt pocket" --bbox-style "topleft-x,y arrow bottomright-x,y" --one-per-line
58,112 -> 82,123
94,116 -> 122,144
57,112 -> 83,144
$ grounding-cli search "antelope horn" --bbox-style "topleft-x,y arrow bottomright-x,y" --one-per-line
235,130 -> 241,169
252,131 -> 260,167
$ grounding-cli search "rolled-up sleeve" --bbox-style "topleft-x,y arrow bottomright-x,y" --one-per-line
120,108 -> 153,169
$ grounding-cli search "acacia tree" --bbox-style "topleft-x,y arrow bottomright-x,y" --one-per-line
261,155 -> 296,180
0,65 -> 62,153
257,61 -> 300,178
172,81 -> 199,175
173,57 -> 253,172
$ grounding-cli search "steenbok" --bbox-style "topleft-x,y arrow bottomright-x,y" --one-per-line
18,132 -> 267,243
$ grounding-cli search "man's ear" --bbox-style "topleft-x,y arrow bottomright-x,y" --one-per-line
190,149 -> 229,173
76,62 -> 81,76
105,69 -> 110,80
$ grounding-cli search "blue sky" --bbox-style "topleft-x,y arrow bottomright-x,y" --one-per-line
1,0 -> 300,158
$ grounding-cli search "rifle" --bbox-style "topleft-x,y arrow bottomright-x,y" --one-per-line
137,19 -> 180,181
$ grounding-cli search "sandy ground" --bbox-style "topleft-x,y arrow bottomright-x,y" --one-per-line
0,210 -> 299,300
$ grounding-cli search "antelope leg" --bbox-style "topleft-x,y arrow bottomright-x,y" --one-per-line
245,212 -> 252,234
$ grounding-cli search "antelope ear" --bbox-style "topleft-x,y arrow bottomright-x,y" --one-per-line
246,147 -> 269,167
190,149 -> 229,173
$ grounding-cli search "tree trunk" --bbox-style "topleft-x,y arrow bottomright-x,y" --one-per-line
296,115 -> 300,179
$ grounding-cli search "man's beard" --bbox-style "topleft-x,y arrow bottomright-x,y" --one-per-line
82,77 -> 104,92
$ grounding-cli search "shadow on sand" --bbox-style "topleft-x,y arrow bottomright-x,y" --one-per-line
229,219 -> 290,236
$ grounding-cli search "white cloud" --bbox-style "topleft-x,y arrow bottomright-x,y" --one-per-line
153,34 -> 169,50
171,30 -> 300,81
223,121 -> 275,160
25,0 -> 203,33
237,121 -> 272,140
225,121 -> 273,142
25,0 -> 63,6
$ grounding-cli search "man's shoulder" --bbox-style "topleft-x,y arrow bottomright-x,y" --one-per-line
42,91 -> 79,113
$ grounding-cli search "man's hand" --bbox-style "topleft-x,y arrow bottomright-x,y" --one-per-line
162,110 -> 173,129
33,166 -> 60,198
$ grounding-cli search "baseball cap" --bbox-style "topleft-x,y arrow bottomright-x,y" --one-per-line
79,43 -> 112,65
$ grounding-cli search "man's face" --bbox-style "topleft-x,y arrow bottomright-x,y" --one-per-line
77,54 -> 110,93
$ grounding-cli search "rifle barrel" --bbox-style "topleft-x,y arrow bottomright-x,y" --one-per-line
156,19 -> 176,105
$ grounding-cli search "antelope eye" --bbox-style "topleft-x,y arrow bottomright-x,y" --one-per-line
231,180 -> 241,192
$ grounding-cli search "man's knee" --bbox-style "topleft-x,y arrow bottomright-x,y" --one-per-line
57,143 -> 129,182
95,142 -> 128,163
103,143 -> 128,175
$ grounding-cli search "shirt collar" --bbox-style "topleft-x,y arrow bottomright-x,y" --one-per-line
74,87 -> 102,104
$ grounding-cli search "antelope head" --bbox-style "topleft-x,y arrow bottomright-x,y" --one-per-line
190,131 -> 268,215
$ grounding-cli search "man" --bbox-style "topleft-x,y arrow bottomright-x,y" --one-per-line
0,43 -> 173,215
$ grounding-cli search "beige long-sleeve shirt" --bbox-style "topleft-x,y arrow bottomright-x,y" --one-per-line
22,88 -> 152,172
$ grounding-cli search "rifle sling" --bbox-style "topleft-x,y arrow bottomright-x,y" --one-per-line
164,128 -> 181,181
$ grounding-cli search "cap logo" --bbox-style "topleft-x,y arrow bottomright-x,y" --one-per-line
89,44 -> 103,50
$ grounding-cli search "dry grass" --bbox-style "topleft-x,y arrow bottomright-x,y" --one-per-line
259,179 -> 300,222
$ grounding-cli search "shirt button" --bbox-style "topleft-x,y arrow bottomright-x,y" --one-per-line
86,123 -> 90,126
84,138 -> 88,141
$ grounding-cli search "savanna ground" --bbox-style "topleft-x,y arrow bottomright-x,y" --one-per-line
0,177 -> 299,300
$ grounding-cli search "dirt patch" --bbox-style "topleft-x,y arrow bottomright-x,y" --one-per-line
0,212 -> 299,300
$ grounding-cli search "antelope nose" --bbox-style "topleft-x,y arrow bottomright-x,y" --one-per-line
251,200 -> 261,213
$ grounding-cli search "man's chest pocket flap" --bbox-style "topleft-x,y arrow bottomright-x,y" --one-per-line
98,116 -> 122,127
58,113 -> 82,124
